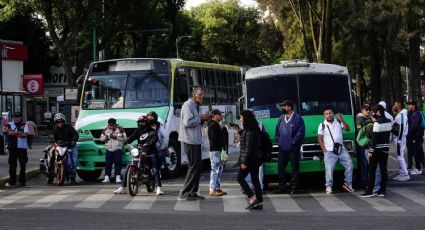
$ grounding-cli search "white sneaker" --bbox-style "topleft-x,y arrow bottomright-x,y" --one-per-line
156,187 -> 164,195
392,174 -> 402,180
113,186 -> 126,194
102,175 -> 110,183
325,186 -> 332,194
393,174 -> 410,181
115,175 -> 122,183
410,168 -> 422,175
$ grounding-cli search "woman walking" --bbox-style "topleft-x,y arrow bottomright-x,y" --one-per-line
237,110 -> 263,210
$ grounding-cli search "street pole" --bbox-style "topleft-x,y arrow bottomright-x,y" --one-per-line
176,36 -> 192,59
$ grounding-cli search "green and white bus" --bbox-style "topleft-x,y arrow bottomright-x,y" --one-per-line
243,60 -> 357,185
75,58 -> 242,181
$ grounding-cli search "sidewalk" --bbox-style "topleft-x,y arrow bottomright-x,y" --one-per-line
0,134 -> 51,187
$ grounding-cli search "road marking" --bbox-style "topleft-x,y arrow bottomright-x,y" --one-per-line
75,189 -> 114,209
359,196 -> 405,212
26,190 -> 79,208
311,193 -> 354,212
124,195 -> 157,210
0,190 -> 43,208
222,189 -> 249,213
174,190 -> 200,212
389,188 -> 425,207
267,194 -> 304,212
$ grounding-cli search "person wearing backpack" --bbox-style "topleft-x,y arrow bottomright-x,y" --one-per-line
406,101 -> 424,175
273,100 -> 305,194
318,107 -> 354,194
391,101 -> 410,181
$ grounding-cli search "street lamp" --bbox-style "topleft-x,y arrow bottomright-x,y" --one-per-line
176,36 -> 192,59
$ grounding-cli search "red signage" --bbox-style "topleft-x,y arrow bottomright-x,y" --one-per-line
1,42 -> 28,61
23,74 -> 44,95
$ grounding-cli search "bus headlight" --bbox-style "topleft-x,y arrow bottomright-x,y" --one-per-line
131,148 -> 140,157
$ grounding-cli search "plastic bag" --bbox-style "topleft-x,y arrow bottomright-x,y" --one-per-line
221,150 -> 229,163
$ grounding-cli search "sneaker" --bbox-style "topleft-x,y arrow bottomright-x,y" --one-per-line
115,175 -> 122,183
209,190 -> 226,196
156,187 -> 164,195
179,194 -> 197,201
360,192 -> 377,198
342,183 -> 355,193
392,174 -> 402,180
273,189 -> 287,194
325,186 -> 332,194
410,168 -> 422,175
377,192 -> 385,197
191,193 -> 205,200
102,175 -> 110,183
216,189 -> 227,195
393,174 -> 410,181
5,182 -> 15,188
113,186 -> 126,194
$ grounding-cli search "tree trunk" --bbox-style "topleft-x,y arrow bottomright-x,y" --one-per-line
369,41 -> 381,104
408,21 -> 422,105
322,0 -> 332,63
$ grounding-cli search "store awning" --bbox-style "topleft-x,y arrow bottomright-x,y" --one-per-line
0,88 -> 29,95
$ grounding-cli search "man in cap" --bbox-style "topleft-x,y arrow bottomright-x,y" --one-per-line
100,118 -> 127,183
207,109 -> 227,196
5,112 -> 29,187
406,101 -> 424,175
274,100 -> 305,194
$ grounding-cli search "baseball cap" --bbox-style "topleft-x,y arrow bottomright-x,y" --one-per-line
13,112 -> 23,118
108,118 -> 117,125
378,101 -> 386,109
279,100 -> 294,107
211,109 -> 222,116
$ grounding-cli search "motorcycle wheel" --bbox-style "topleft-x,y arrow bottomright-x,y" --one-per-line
127,167 -> 139,196
56,163 -> 65,186
145,178 -> 155,193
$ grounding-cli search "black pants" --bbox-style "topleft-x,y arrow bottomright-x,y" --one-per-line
8,148 -> 28,185
0,135 -> 4,154
27,135 -> 34,148
237,164 -> 263,202
181,144 -> 202,195
278,149 -> 300,190
366,152 -> 388,194
407,140 -> 424,170
104,149 -> 122,177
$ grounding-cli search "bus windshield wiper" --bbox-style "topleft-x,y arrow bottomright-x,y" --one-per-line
149,70 -> 168,87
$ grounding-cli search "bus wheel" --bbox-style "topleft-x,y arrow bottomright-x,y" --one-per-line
77,169 -> 102,182
163,140 -> 181,178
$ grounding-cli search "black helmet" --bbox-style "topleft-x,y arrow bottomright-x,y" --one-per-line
147,111 -> 158,122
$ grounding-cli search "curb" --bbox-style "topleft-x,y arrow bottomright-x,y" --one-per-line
0,168 -> 41,187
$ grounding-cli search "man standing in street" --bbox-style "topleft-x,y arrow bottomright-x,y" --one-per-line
391,101 -> 410,181
355,104 -> 371,188
5,112 -> 29,187
0,116 -> 5,155
318,107 -> 354,194
274,100 -> 305,194
406,101 -> 424,175
207,109 -> 227,196
179,87 -> 211,201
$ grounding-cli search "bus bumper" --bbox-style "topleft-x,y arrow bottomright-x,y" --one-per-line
77,141 -> 130,171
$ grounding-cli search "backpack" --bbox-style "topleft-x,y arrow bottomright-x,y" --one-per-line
356,124 -> 371,147
258,130 -> 273,163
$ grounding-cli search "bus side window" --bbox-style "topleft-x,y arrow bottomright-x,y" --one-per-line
174,68 -> 189,107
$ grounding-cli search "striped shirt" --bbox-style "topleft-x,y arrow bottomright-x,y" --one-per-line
369,116 -> 392,153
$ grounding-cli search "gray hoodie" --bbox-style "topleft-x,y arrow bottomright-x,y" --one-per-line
178,98 -> 202,145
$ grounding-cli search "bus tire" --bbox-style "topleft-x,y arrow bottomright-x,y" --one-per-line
162,139 -> 181,178
77,169 -> 102,182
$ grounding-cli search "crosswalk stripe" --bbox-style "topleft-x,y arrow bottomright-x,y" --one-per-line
0,190 -> 43,208
26,190 -> 79,208
124,195 -> 157,210
311,193 -> 355,212
267,194 -> 303,212
222,189 -> 249,213
75,189 -> 114,209
389,188 -> 425,207
174,190 -> 200,212
359,196 -> 405,212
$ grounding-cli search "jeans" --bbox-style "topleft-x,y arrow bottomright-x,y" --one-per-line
366,152 -> 388,194
245,165 -> 264,190
278,149 -> 300,190
209,151 -> 223,190
324,148 -> 353,187
8,148 -> 28,185
105,149 -> 123,177
237,164 -> 263,202
150,154 -> 162,187
181,144 -> 202,196
66,146 -> 78,178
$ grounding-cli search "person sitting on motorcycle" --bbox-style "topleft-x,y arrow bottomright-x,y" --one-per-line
113,115 -> 158,194
147,111 -> 169,195
53,113 -> 79,184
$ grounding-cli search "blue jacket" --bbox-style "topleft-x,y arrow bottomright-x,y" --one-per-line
275,112 -> 305,151
407,110 -> 424,143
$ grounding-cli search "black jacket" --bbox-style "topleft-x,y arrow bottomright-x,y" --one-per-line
53,124 -> 79,147
207,120 -> 224,151
126,126 -> 158,155
407,110 -> 424,142
239,129 -> 261,166
369,115 -> 392,154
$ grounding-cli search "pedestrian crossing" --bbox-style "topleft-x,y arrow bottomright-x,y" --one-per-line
2,185 -> 425,214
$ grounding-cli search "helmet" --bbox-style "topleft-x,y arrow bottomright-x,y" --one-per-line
146,111 -> 158,122
137,115 -> 149,128
54,113 -> 66,123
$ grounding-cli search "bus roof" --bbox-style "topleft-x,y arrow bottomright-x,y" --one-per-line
245,61 -> 349,80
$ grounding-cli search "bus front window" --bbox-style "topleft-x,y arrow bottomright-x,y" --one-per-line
82,75 -> 127,109
124,73 -> 169,108
299,75 -> 352,115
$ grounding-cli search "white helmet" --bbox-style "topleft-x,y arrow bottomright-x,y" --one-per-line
54,113 -> 66,123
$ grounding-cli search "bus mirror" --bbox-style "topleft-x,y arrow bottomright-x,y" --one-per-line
76,75 -> 85,85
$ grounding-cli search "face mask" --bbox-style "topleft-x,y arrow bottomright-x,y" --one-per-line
372,114 -> 378,119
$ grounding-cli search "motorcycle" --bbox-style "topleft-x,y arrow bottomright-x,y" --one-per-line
127,144 -> 156,196
39,134 -> 71,186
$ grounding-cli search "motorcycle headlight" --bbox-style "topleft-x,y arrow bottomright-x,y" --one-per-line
131,148 -> 139,157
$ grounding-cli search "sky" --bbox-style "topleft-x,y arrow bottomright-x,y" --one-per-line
184,0 -> 258,9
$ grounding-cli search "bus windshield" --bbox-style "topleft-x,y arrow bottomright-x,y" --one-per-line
247,74 -> 352,117
82,72 -> 170,109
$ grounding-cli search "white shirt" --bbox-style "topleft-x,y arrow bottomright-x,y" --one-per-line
318,119 -> 344,152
